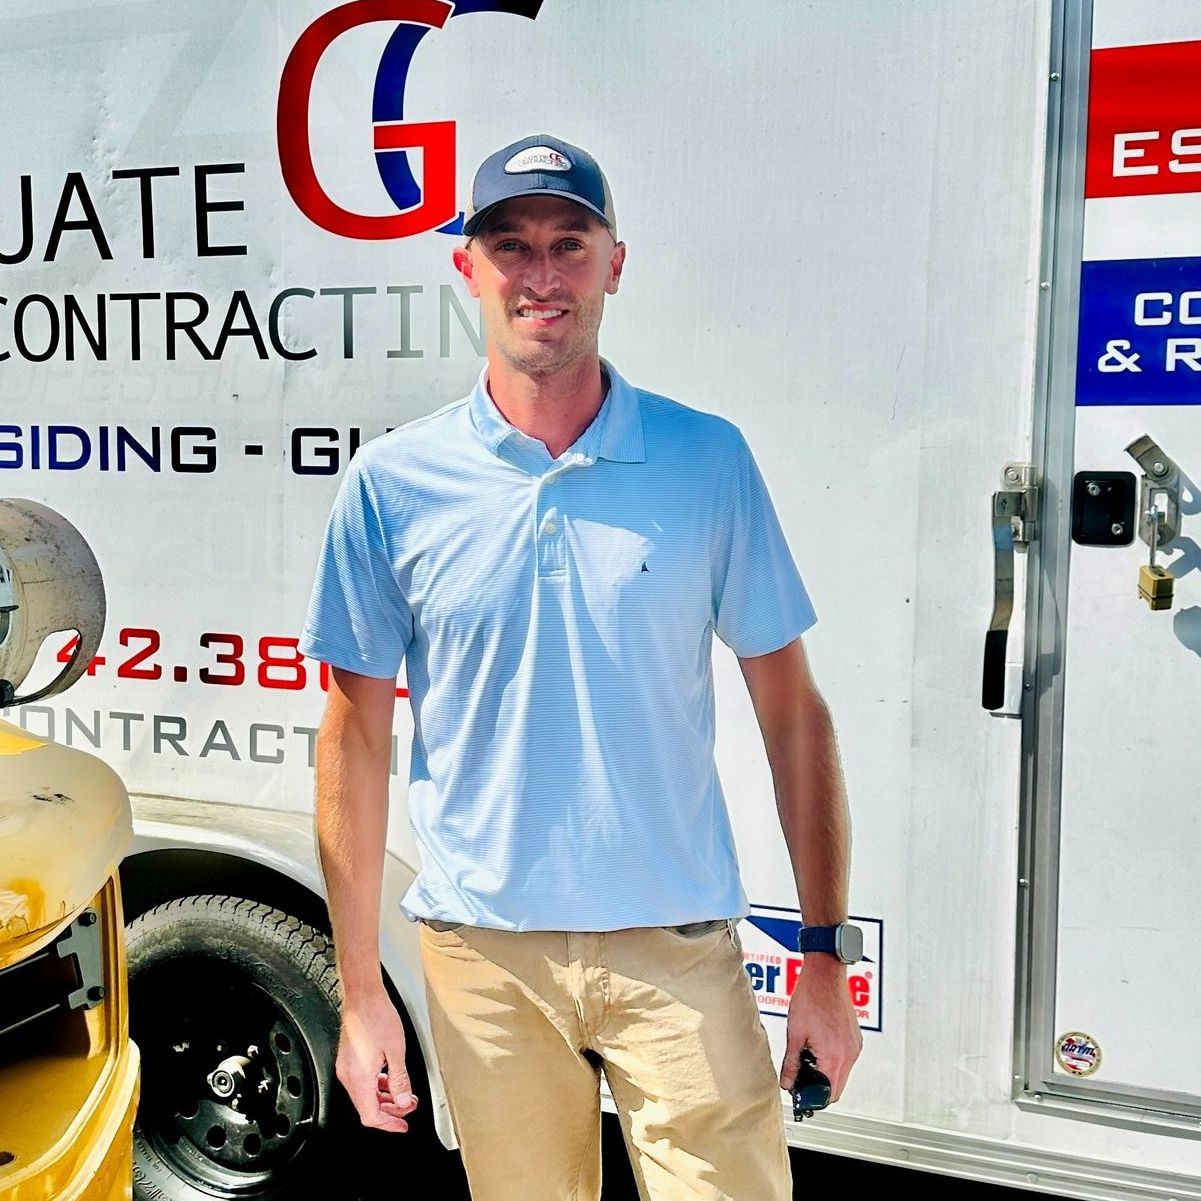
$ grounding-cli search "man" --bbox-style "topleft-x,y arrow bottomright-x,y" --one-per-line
299,134 -> 862,1200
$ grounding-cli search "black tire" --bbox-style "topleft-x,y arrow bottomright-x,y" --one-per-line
126,895 -> 353,1201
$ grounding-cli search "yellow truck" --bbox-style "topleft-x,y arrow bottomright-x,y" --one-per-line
0,500 -> 138,1201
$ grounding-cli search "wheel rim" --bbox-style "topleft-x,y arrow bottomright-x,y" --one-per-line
131,958 -> 319,1195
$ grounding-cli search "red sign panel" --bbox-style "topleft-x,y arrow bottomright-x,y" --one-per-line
1087,39 -> 1201,199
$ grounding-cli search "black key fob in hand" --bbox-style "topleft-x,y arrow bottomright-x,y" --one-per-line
791,1048 -> 832,1121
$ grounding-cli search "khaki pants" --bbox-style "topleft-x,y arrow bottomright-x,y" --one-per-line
418,918 -> 792,1201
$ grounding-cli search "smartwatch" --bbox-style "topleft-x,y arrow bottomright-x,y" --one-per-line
797,922 -> 863,965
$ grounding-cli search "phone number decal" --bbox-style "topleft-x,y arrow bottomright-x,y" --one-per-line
59,628 -> 407,697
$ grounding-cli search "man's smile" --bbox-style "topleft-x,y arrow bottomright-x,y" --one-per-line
514,306 -> 568,327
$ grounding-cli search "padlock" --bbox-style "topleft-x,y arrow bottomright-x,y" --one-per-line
1139,563 -> 1174,610
1138,506 -> 1175,611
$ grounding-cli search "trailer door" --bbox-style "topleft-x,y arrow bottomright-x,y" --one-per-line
1022,0 -> 1201,1127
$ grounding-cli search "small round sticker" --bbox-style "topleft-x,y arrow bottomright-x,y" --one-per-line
1055,1031 -> 1102,1077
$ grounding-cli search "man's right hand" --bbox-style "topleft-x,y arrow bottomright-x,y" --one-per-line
336,988 -> 420,1132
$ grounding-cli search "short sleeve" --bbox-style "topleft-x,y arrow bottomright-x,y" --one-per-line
712,430 -> 817,657
298,457 -> 413,678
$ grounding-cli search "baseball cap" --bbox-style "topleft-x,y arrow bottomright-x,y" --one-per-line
462,134 -> 617,239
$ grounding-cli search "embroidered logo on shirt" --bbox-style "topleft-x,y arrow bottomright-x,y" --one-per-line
641,561 -> 649,572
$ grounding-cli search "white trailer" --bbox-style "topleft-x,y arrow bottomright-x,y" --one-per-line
2,1 -> 1199,1197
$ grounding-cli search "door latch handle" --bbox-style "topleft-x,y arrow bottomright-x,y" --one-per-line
984,464 -> 1038,711
1126,435 -> 1180,545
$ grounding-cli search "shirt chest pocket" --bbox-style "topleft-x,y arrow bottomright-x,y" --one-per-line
575,522 -> 709,636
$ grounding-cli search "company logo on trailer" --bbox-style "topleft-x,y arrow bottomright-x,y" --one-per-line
1087,39 -> 1201,198
740,905 -> 884,1033
277,0 -> 544,240
1078,37 -> 1201,406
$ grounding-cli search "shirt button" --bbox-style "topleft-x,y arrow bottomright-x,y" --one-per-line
541,517 -> 558,535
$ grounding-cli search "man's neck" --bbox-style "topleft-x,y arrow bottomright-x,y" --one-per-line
486,354 -> 608,460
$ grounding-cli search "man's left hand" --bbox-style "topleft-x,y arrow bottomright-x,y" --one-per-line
779,953 -> 863,1102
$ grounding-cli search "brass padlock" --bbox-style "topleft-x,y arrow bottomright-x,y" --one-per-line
1138,563 -> 1174,610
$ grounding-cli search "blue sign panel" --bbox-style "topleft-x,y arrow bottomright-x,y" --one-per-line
1077,256 -> 1201,405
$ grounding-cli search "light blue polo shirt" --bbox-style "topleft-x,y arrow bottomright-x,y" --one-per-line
299,360 -> 816,931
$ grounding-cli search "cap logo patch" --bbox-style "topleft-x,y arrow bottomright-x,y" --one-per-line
504,146 -> 572,174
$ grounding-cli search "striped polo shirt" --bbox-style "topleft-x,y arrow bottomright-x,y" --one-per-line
299,360 -> 817,931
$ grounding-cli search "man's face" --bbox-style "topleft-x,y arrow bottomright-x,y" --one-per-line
453,195 -> 625,378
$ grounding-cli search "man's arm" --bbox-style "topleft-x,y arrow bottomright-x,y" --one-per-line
738,636 -> 863,1100
315,665 -> 418,1132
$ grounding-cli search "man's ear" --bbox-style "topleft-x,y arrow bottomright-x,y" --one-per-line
453,243 -> 480,299
606,241 -> 627,295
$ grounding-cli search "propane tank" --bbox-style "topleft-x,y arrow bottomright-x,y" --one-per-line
0,499 -> 106,706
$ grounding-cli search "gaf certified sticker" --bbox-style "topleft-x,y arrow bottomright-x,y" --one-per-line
1055,1031 -> 1103,1077
740,905 -> 883,1032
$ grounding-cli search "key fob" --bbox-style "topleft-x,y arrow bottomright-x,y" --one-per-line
791,1048 -> 832,1122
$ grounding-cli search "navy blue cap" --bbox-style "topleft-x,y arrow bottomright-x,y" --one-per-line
462,134 -> 616,238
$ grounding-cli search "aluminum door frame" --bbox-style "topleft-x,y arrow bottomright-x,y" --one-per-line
1015,0 -> 1201,1135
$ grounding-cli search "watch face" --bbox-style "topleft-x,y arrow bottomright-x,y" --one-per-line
837,924 -> 864,964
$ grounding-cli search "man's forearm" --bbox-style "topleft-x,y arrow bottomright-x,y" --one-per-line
742,643 -> 863,1092
315,714 -> 392,1003
767,695 -> 850,928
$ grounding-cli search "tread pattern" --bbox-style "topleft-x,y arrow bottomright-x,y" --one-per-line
127,894 -> 342,1012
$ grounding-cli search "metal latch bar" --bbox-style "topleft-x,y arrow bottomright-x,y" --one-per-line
983,463 -> 1038,711
1126,435 -> 1180,546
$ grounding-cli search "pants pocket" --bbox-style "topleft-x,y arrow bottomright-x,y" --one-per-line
419,918 -> 467,946
726,917 -> 743,952
666,918 -> 729,939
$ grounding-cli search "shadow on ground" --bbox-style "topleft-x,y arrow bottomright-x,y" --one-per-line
342,1110 -> 1045,1199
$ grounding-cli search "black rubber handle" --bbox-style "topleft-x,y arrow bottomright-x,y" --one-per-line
982,628 -> 1008,710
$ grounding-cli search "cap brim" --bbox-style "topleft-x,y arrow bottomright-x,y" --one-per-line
462,189 -> 613,238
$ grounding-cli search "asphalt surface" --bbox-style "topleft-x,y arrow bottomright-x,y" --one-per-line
599,1118 -> 1043,1200
345,1111 -> 1045,1199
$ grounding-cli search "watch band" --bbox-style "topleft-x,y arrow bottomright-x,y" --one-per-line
797,922 -> 864,960
797,921 -> 864,964
796,925 -> 839,956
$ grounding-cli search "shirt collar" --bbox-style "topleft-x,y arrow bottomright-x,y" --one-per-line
468,358 -> 645,464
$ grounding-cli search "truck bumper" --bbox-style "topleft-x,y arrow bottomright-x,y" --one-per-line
0,1038 -> 140,1201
